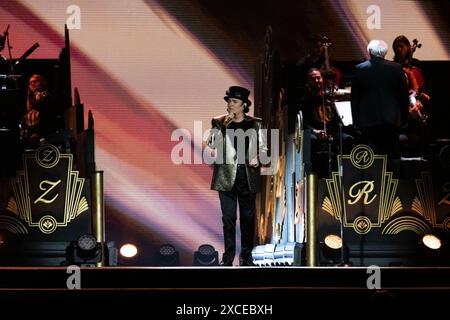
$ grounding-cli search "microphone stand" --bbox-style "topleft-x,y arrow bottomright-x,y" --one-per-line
12,42 -> 39,73
337,120 -> 346,265
332,86 -> 347,266
327,73 -> 347,266
327,84 -> 335,180
322,39 -> 334,179
321,34 -> 347,264
4,25 -> 13,74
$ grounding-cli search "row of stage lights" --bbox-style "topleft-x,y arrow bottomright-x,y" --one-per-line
67,232 -> 444,267
119,243 -> 219,266
320,232 -> 443,266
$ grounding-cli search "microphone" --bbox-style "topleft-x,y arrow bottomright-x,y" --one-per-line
14,42 -> 39,67
223,108 -> 234,126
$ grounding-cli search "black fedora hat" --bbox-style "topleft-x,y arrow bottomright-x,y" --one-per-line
224,86 -> 252,106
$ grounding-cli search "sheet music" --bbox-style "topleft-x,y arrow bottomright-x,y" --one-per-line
334,101 -> 353,126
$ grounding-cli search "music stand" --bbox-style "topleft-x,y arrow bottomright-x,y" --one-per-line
334,100 -> 353,127
333,98 -> 351,266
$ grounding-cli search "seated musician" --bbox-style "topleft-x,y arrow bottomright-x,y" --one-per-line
296,68 -> 352,178
392,35 -> 430,156
291,34 -> 343,105
21,74 -> 63,149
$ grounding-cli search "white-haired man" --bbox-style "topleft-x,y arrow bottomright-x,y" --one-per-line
351,40 -> 409,160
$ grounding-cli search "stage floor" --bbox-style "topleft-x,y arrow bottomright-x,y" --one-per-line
1,266 -> 450,313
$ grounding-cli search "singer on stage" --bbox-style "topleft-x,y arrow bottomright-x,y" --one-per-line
207,86 -> 267,266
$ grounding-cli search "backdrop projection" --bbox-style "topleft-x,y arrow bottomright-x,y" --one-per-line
0,0 -> 448,265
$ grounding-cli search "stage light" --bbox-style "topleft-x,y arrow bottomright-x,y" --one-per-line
193,244 -> 219,266
157,243 -> 179,266
67,234 -> 102,266
416,233 -> 450,266
117,243 -> 139,266
422,234 -> 442,250
78,234 -> 97,251
319,240 -> 349,266
120,243 -> 138,258
324,234 -> 342,249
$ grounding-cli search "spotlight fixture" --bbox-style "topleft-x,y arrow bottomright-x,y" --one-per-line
120,243 -> 138,258
324,234 -> 343,249
193,244 -> 218,266
157,243 -> 180,266
67,234 -> 102,266
319,239 -> 348,266
78,234 -> 97,252
117,243 -> 139,266
422,234 -> 442,250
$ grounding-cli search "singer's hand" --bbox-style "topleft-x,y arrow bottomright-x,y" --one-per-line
224,111 -> 235,126
249,158 -> 259,167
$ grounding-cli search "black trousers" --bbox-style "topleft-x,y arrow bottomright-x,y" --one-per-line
218,165 -> 256,263
359,126 -> 400,158
359,126 -> 401,176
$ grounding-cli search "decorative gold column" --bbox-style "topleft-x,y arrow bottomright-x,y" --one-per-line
91,171 -> 105,266
306,173 -> 318,267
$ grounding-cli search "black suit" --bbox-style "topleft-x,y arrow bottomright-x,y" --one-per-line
351,57 -> 409,158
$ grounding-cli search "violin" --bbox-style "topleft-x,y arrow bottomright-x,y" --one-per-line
313,103 -> 333,124
20,90 -> 50,142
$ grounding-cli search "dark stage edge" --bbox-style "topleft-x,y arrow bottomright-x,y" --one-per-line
1,267 -> 450,314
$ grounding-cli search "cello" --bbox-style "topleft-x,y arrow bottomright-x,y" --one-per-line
404,39 -> 429,124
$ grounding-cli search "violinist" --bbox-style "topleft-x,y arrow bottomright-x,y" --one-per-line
292,34 -> 343,105
301,68 -> 336,138
298,68 -> 351,177
21,74 -> 61,149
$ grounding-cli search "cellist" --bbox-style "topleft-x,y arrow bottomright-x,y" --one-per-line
392,35 -> 430,156
393,36 -> 430,121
